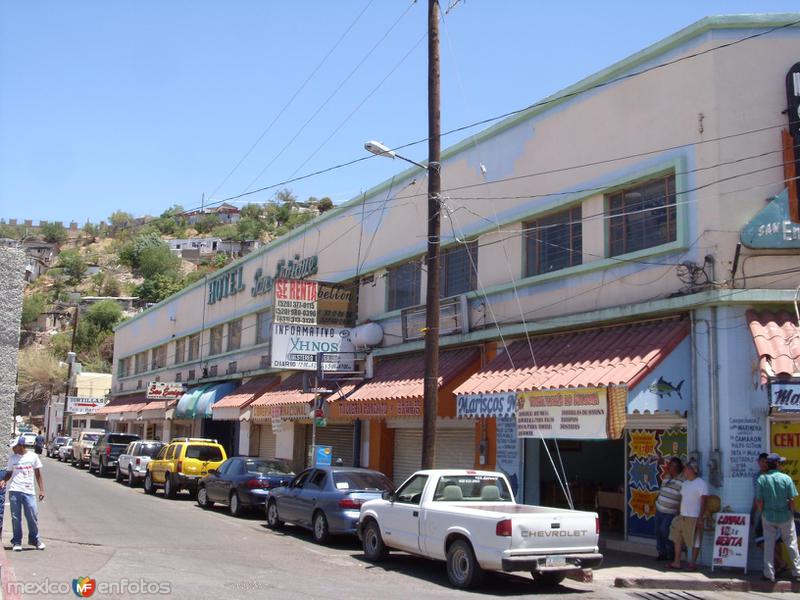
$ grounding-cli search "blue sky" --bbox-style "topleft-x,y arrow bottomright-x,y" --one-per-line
2,1 -> 799,224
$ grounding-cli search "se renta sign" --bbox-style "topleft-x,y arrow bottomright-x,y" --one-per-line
270,323 -> 354,371
456,392 -> 517,418
771,382 -> 800,411
273,279 -> 318,325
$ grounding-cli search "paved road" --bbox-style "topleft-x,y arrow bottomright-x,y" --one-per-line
0,458 -> 789,600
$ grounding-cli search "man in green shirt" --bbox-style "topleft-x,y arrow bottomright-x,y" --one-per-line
755,453 -> 800,582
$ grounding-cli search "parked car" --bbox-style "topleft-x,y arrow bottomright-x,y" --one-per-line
72,429 -> 105,468
144,438 -> 227,499
358,470 -> 603,589
58,439 -> 74,462
116,440 -> 165,486
197,457 -> 294,517
20,432 -> 37,448
47,436 -> 70,458
89,433 -> 141,477
266,466 -> 394,544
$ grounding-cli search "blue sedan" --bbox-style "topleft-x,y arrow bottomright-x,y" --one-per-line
196,457 -> 294,517
266,466 -> 393,544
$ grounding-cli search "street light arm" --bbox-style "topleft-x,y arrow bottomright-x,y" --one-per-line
395,154 -> 427,170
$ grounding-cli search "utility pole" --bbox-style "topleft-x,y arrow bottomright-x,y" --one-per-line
421,0 -> 441,470
61,306 -> 79,433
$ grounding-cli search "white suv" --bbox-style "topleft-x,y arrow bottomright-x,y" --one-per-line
116,440 -> 165,486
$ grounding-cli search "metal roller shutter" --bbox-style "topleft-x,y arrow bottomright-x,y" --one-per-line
306,424 -> 355,467
392,428 -> 475,487
258,424 -> 276,459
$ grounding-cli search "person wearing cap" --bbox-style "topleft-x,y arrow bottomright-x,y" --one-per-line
654,457 -> 684,561
756,453 -> 800,582
0,436 -> 46,551
668,458 -> 708,570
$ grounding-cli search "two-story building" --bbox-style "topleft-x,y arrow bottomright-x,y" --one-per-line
108,15 -> 800,562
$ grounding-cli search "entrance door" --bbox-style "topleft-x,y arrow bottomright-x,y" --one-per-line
258,424 -> 276,459
392,428 -> 475,487
305,424 -> 355,466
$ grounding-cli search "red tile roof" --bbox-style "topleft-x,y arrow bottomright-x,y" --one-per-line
212,377 -> 280,410
454,316 -> 689,395
747,309 -> 800,383
250,373 -> 315,406
140,400 -> 177,413
346,348 -> 480,402
95,395 -> 148,415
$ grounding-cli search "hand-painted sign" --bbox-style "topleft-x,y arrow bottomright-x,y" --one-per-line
629,430 -> 658,458
770,421 -> 800,488
456,392 -> 517,418
516,387 -> 608,440
66,396 -> 107,414
628,488 -> 659,520
627,337 -> 691,414
330,398 -> 421,419
628,457 -> 660,490
495,416 -> 521,498
274,279 -> 319,325
711,513 -> 750,571
207,265 -> 246,305
270,324 -> 354,371
316,282 -> 357,327
771,383 -> 800,411
251,255 -> 319,299
728,417 -> 763,479
740,188 -> 800,249
146,382 -> 186,400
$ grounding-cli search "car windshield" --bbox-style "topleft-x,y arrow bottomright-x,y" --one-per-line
107,434 -> 138,444
184,445 -> 223,461
83,434 -> 101,442
139,443 -> 163,457
56,437 -> 68,443
331,471 -> 393,492
243,459 -> 293,476
432,475 -> 513,502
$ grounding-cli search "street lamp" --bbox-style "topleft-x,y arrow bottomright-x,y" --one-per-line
364,141 -> 427,170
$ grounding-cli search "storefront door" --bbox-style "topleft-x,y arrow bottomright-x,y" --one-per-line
258,424 -> 277,459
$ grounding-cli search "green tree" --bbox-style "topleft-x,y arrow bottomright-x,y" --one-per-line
193,213 -> 221,234
154,204 -> 187,235
40,222 -> 67,244
84,299 -> 123,331
57,249 -> 87,285
100,274 -> 122,297
135,274 -> 186,303
0,223 -> 21,239
317,197 -> 334,213
137,244 -> 181,279
21,293 -> 46,327
118,231 -> 164,269
108,210 -> 134,236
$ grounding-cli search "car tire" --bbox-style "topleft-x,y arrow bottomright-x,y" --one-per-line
98,461 -> 107,477
115,466 -> 123,482
531,572 -> 566,587
266,500 -> 283,529
312,511 -> 330,544
164,473 -> 176,499
144,472 -> 156,495
230,492 -> 243,518
197,486 -> 213,509
446,539 -> 485,590
362,520 -> 389,562
88,460 -> 95,474
128,468 -> 137,488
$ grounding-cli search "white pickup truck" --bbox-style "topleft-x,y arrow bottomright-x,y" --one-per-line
358,470 -> 602,589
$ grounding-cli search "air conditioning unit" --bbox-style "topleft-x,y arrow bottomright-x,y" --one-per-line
401,295 -> 469,342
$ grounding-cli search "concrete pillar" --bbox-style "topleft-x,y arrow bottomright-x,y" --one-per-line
238,420 -> 251,456
163,420 -> 172,442
0,248 -> 24,468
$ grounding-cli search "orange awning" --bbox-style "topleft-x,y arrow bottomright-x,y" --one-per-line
212,377 -> 280,411
250,373 -> 315,420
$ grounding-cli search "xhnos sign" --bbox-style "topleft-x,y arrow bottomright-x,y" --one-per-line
771,382 -> 800,411
270,323 -> 354,371
146,381 -> 186,400
516,387 -> 608,440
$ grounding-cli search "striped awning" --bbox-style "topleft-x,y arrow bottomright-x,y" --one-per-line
175,383 -> 236,420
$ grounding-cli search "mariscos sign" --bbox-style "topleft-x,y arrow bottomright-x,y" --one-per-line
516,387 -> 608,440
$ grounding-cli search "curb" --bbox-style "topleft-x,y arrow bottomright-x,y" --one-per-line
614,576 -> 800,593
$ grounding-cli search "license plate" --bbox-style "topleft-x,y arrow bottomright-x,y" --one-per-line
545,556 -> 567,568
201,470 -> 207,475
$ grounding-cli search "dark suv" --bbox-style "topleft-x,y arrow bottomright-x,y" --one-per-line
89,433 -> 140,477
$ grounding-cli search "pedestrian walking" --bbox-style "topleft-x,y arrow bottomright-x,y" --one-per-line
654,457 -> 684,561
34,433 -> 45,455
755,453 -> 800,582
668,458 -> 708,571
0,436 -> 46,551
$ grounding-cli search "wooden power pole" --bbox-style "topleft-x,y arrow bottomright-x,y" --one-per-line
421,0 -> 441,470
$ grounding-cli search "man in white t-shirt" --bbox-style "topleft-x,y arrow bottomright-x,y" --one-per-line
668,458 -> 709,570
0,437 -> 46,551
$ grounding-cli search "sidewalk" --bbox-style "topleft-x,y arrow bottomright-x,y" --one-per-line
590,550 -> 800,593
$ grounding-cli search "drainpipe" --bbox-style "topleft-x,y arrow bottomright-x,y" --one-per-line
689,312 -> 699,453
707,306 -> 723,488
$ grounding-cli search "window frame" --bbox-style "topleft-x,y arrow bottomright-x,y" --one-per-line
440,242 -> 477,298
151,344 -> 167,371
256,310 -> 272,345
227,318 -> 242,352
607,173 -> 677,257
209,325 -> 224,356
386,260 -> 422,312
187,334 -> 200,362
524,205 -> 583,277
174,338 -> 186,365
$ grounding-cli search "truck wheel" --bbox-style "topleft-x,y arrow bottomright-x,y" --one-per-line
115,466 -> 123,482
362,520 -> 389,562
312,511 -> 330,544
197,486 -> 213,509
266,500 -> 283,529
446,539 -> 485,590
164,473 -> 176,499
128,468 -> 137,487
144,472 -> 156,495
532,572 -> 565,586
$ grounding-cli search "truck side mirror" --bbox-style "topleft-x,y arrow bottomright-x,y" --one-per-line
382,491 -> 395,502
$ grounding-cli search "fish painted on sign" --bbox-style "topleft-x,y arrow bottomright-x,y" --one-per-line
648,376 -> 684,400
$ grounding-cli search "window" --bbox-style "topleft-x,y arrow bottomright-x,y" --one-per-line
309,470 -> 327,489
292,470 -> 312,488
395,474 -> 428,505
174,338 -> 186,365
441,243 -> 477,297
387,261 -> 422,311
331,471 -> 393,492
134,351 -> 148,374
187,334 -> 200,361
151,345 -> 167,370
138,443 -> 163,457
256,310 -> 272,345
608,174 -> 676,256
209,325 -> 223,356
525,206 -> 582,276
165,445 -> 176,460
432,474 -> 512,502
184,445 -> 223,461
117,357 -> 131,378
227,319 -> 242,352
107,434 -> 139,444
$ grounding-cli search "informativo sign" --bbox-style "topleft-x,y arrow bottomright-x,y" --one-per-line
274,279 -> 318,325
270,324 -> 354,371
711,513 -> 750,572
146,382 -> 186,400
66,397 -> 107,414
516,387 -> 608,439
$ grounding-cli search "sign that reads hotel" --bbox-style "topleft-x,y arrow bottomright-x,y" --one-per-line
270,323 -> 354,371
274,279 -> 318,325
146,381 -> 186,400
66,396 -> 107,414
771,382 -> 800,411
517,387 -> 608,440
